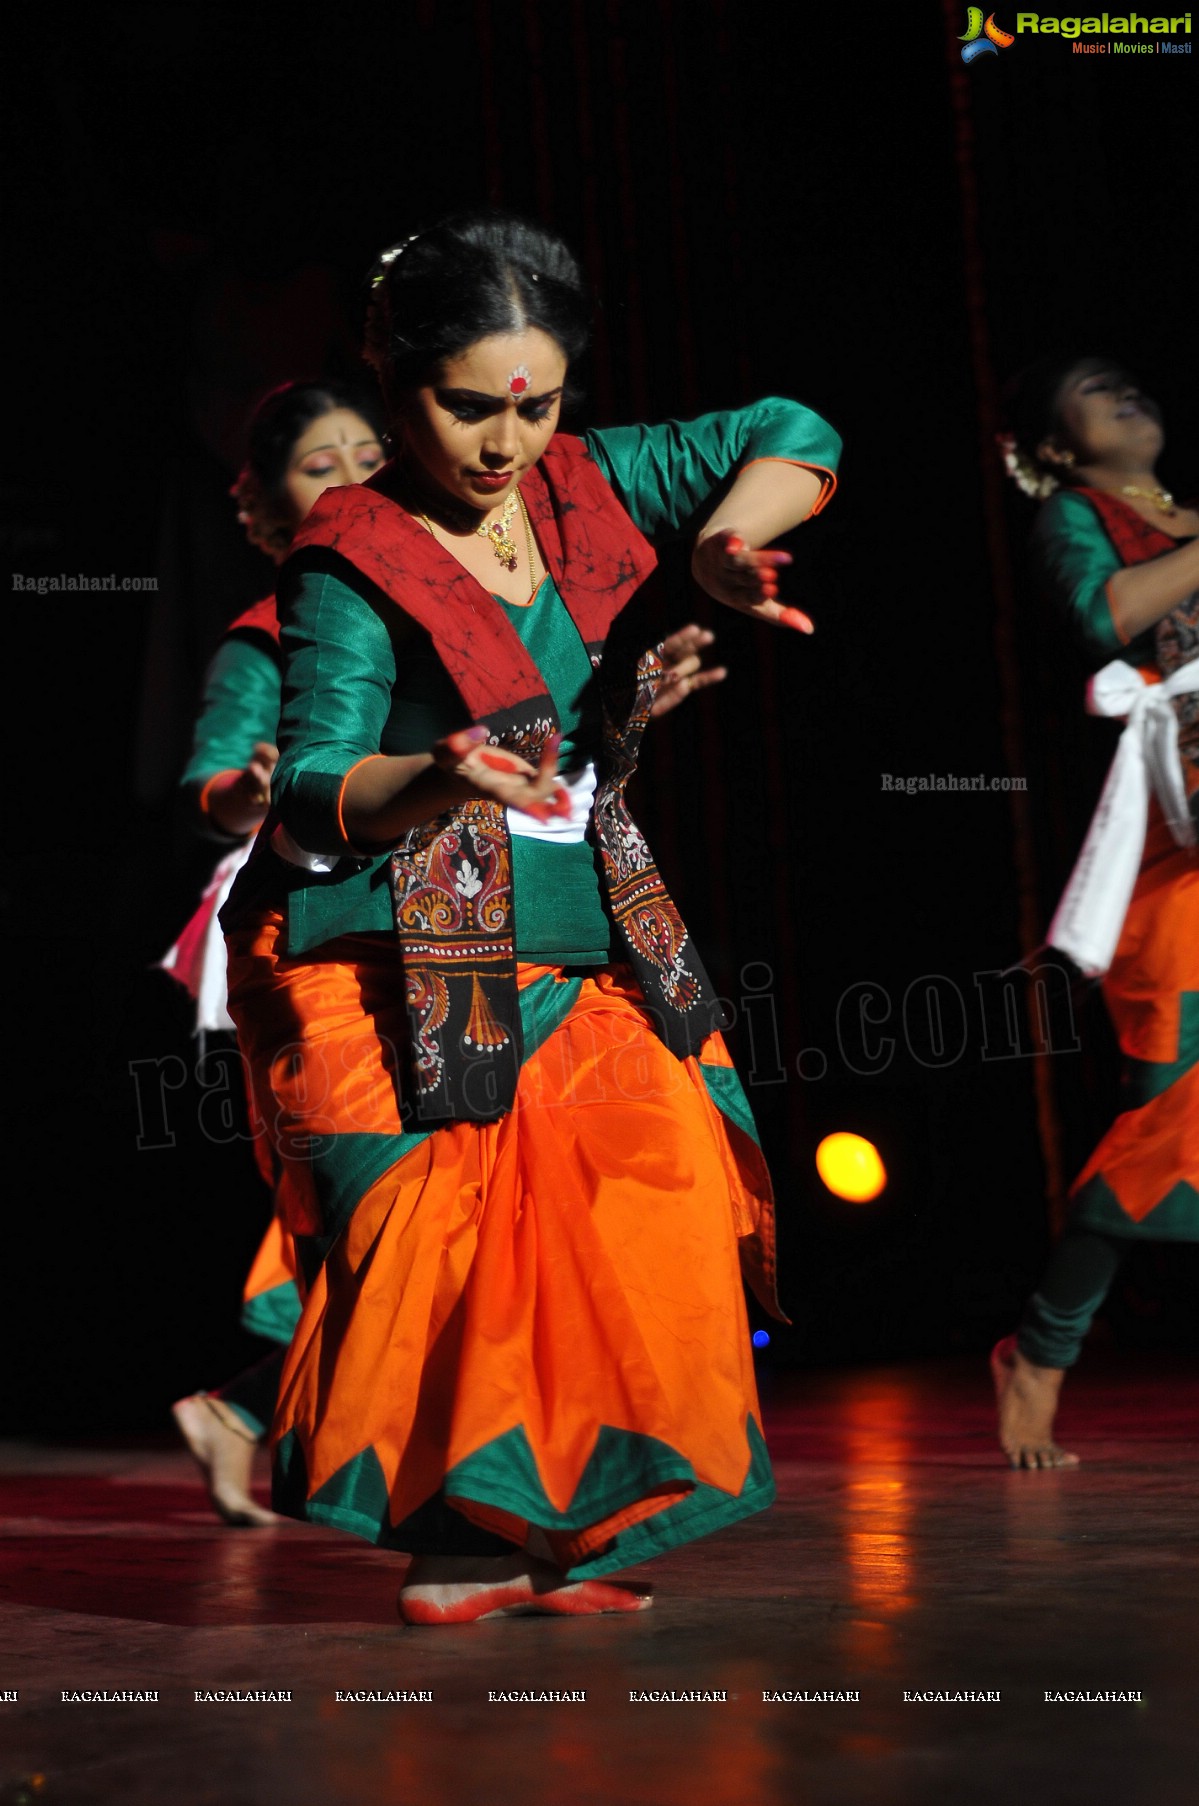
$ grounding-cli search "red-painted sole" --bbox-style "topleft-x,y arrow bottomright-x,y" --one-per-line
398,1577 -> 653,1626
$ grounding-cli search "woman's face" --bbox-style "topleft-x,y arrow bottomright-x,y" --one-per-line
400,327 -> 567,513
281,409 -> 386,524
1046,361 -> 1164,470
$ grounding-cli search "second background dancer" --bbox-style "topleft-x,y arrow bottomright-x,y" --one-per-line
992,352 -> 1199,1468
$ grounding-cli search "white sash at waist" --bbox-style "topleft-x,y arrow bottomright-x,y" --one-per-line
159,839 -> 253,1033
507,763 -> 597,844
1047,655 -> 1198,978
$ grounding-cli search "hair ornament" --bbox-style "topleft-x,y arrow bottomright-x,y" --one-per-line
995,431 -> 1060,501
370,234 -> 421,288
365,239 -> 422,387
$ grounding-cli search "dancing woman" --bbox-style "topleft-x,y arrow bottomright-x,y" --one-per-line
167,370 -> 728,1526
992,354 -> 1199,1468
167,379 -> 388,1524
222,210 -> 842,1620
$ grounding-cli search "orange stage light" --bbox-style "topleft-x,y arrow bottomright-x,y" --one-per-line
815,1132 -> 887,1202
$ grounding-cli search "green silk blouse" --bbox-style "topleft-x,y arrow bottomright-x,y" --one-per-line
247,400 -> 843,955
1030,490 -> 1158,668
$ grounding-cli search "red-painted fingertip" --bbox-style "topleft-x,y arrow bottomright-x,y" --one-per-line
479,750 -> 517,772
443,725 -> 490,757
724,534 -> 745,554
779,606 -> 815,634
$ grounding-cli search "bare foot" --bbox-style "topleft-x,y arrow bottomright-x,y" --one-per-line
990,1335 -> 1080,1470
171,1393 -> 283,1527
397,1553 -> 653,1626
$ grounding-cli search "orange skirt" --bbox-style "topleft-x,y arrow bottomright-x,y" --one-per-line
236,1042 -> 303,1348
1067,790 -> 1199,1239
239,1215 -> 302,1346
225,916 -> 779,1577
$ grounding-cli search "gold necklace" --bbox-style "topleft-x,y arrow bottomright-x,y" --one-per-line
420,487 -> 542,604
1120,482 -> 1176,514
512,490 -> 540,605
489,490 -> 541,607
476,491 -> 519,570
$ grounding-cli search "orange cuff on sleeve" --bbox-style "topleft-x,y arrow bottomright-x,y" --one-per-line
197,769 -> 240,818
1103,577 -> 1132,646
740,457 -> 839,518
336,754 -> 390,849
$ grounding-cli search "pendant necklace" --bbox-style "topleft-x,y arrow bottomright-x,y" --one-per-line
476,492 -> 520,570
420,488 -> 539,598
500,492 -> 540,606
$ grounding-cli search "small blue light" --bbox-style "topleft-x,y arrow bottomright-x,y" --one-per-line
752,1331 -> 770,1349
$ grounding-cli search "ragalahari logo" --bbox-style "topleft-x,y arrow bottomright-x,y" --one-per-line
960,8 -> 1016,57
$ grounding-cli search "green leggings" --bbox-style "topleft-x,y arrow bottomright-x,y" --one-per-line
1016,1227 -> 1126,1369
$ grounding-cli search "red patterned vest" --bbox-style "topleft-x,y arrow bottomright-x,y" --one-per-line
286,436 -> 726,1123
224,592 -> 282,649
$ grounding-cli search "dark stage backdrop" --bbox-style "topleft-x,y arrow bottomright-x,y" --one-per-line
3,2 -> 1195,1435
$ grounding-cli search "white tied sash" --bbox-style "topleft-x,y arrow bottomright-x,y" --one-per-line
1048,655 -> 1199,977
159,840 -> 253,1033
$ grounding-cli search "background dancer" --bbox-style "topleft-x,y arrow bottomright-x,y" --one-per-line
992,353 -> 1199,1469
165,378 -> 388,1524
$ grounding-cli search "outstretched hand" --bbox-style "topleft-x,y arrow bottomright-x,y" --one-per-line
432,727 -> 571,824
204,739 -> 279,837
242,741 -> 280,809
650,624 -> 728,719
691,530 -> 814,634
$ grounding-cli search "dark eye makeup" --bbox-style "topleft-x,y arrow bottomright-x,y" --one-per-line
437,389 -> 561,425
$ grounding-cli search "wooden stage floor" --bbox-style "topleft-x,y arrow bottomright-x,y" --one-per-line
1,1349 -> 1197,1806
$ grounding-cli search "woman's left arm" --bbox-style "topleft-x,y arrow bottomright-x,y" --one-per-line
691,463 -> 827,632
586,397 -> 841,634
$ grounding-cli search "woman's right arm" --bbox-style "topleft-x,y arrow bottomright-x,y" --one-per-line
274,569 -> 567,856
181,634 -> 281,841
1107,538 -> 1199,640
1033,491 -> 1199,658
